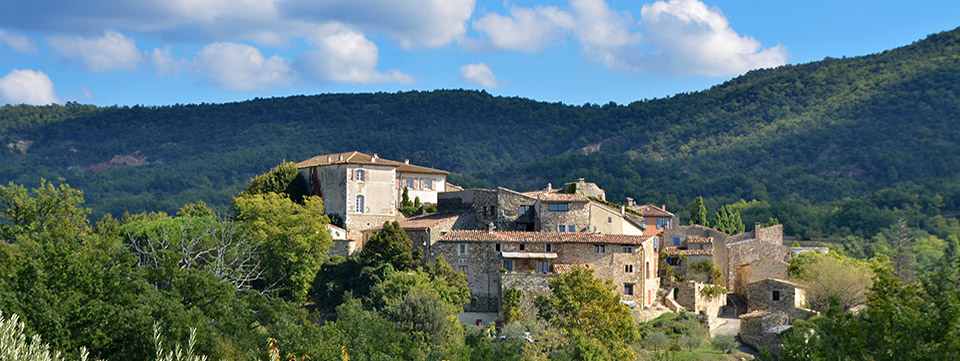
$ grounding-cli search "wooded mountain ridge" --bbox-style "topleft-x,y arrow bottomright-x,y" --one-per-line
1,27 -> 958,235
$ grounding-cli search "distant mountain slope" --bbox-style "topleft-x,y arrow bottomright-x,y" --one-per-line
1,27 -> 958,218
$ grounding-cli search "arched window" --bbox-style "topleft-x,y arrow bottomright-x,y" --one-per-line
356,195 -> 365,213
356,169 -> 365,181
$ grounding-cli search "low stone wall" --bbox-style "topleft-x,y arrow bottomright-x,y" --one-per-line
740,311 -> 790,355
501,272 -> 556,322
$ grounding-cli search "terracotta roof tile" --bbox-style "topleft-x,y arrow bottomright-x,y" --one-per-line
687,236 -> 714,244
439,230 -> 653,245
552,263 -> 590,274
627,204 -> 673,217
398,212 -> 464,229
296,151 -> 449,175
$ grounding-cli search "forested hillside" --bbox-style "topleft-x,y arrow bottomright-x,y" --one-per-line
1,27 -> 959,238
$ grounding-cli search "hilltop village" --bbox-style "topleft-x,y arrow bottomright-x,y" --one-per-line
298,151 -> 828,353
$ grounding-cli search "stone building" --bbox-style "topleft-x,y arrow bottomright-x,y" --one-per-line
437,187 -> 538,231
326,224 -> 360,256
734,258 -> 789,300
563,178 -> 607,201
725,224 -> 790,288
431,230 -> 659,317
662,225 -> 730,278
747,278 -> 807,315
626,202 -> 676,245
297,151 -> 448,233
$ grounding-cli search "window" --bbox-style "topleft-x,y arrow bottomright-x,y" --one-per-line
773,290 -> 781,301
568,225 -> 575,232
537,261 -> 549,273
673,237 -> 680,246
355,195 -> 365,213
594,244 -> 605,253
624,264 -> 634,273
406,177 -> 413,188
624,283 -> 634,296
643,217 -> 647,228
654,237 -> 658,250
503,260 -> 514,272
657,218 -> 663,229
548,203 -> 568,212
665,218 -> 671,228
495,243 -> 501,252
646,262 -> 650,279
458,244 -> 467,255
424,178 -> 432,190
557,224 -> 566,232
608,217 -> 612,223
356,169 -> 365,181
545,244 -> 552,252
519,205 -> 528,214
519,243 -> 526,251
622,246 -> 634,253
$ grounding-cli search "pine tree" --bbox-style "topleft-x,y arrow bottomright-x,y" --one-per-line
688,196 -> 709,227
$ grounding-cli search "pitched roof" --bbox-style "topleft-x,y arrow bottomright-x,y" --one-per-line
296,151 -> 449,175
398,212 -> 463,229
627,204 -> 673,217
687,236 -> 714,244
534,192 -> 590,202
439,230 -> 653,245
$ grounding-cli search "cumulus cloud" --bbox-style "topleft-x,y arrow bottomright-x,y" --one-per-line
459,63 -> 500,88
48,31 -> 143,72
147,46 -> 190,76
0,29 -> 35,52
296,23 -> 414,84
472,0 -> 786,76
0,69 -> 59,105
194,42 -> 294,92
280,0 -> 475,49
636,0 -> 788,76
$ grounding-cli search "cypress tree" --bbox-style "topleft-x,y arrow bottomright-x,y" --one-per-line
688,196 -> 709,227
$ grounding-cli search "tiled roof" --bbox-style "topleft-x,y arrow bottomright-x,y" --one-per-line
671,249 -> 713,256
398,212 -> 463,229
627,204 -> 673,217
439,230 -> 653,245
687,236 -> 714,244
296,151 -> 449,175
552,263 -> 590,274
740,310 -> 770,319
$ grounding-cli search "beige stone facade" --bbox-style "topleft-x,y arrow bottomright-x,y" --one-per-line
431,230 -> 659,317
734,258 -> 789,299
747,278 -> 806,314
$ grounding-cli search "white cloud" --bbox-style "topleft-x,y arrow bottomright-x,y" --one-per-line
637,0 -> 788,76
0,69 -> 59,105
0,29 -> 35,52
472,0 -> 786,77
459,63 -> 500,88
296,23 -> 414,84
280,0 -> 475,49
48,31 -> 143,72
193,42 -> 294,92
147,46 -> 190,76
472,6 -> 570,52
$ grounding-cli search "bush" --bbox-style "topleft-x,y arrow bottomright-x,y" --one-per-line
679,334 -> 701,351
711,334 -> 738,353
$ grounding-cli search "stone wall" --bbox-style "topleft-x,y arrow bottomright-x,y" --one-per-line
671,280 -> 727,321
501,273 -> 556,322
726,239 -> 789,287
663,225 -> 730,284
747,279 -> 805,313
433,239 -> 504,312
329,240 -> 359,256
734,258 -> 789,299
537,201 -> 590,233
739,311 -> 790,355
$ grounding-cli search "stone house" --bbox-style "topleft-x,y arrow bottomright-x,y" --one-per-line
296,151 -> 448,233
662,225 -> 730,279
734,258 -> 789,300
431,230 -> 659,317
626,201 -> 675,247
563,178 -> 607,201
725,224 -> 790,288
437,187 -> 538,231
747,278 -> 807,315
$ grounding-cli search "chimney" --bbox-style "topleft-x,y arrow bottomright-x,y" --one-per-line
372,153 -> 378,162
626,197 -> 635,207
547,183 -> 552,191
487,222 -> 495,232
578,178 -> 585,183
662,204 -> 666,211
620,205 -> 625,216
326,156 -> 331,162
404,159 -> 410,164
338,155 -> 343,161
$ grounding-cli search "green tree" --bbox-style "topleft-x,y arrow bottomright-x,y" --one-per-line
359,221 -> 421,271
502,288 -> 523,324
232,193 -> 332,300
176,200 -> 217,218
241,162 -> 308,204
688,196 -> 709,227
789,252 -> 875,312
0,179 -> 90,243
534,267 -> 637,360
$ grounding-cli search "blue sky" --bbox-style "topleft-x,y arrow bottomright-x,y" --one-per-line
0,0 -> 957,107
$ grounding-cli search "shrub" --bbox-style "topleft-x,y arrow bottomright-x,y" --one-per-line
711,334 -> 738,353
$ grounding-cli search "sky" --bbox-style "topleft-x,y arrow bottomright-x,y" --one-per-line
0,0 -> 958,107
